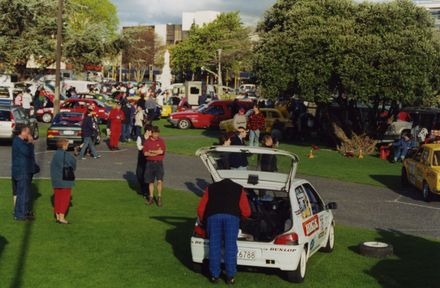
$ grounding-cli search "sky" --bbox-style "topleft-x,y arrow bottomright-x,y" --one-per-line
111,0 -> 277,27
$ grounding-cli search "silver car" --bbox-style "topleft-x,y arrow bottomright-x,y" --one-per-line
0,106 -> 39,141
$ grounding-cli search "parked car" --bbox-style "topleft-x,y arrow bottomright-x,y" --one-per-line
0,105 -> 39,141
36,99 -> 111,123
191,146 -> 337,283
219,108 -> 294,134
382,107 -> 440,143
168,100 -> 254,130
402,144 -> 440,202
46,112 -> 101,149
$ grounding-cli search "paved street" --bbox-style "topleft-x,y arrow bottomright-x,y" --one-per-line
1,138 -> 440,239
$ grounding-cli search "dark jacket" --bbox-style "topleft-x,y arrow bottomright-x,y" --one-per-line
50,150 -> 77,188
11,136 -> 35,178
229,135 -> 248,168
81,115 -> 95,138
122,105 -> 131,124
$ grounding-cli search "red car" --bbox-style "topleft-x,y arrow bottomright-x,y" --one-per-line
168,100 -> 254,129
36,99 -> 111,123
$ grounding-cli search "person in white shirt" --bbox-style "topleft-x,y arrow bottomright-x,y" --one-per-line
134,106 -> 144,138
22,89 -> 33,117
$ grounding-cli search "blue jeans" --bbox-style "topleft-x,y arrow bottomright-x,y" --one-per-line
249,129 -> 260,147
135,126 -> 142,139
207,214 -> 240,278
121,124 -> 129,142
14,174 -> 32,219
79,137 -> 98,158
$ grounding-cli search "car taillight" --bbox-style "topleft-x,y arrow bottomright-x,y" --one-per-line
274,233 -> 299,245
193,225 -> 207,239
47,130 -> 60,138
10,112 -> 15,128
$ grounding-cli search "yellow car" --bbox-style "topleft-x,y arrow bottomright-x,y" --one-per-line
402,144 -> 440,202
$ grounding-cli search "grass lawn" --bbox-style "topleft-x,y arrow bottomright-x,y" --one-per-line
0,180 -> 438,288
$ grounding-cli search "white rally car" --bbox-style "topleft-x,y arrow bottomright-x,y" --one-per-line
191,146 -> 337,283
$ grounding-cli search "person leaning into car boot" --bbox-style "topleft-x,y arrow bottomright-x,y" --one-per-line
197,179 -> 251,285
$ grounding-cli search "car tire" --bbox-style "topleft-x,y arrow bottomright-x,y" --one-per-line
42,113 -> 53,123
192,261 -> 207,274
178,119 -> 191,130
359,242 -> 393,258
422,182 -> 432,202
286,248 -> 307,283
401,167 -> 408,185
32,125 -> 39,140
320,224 -> 335,253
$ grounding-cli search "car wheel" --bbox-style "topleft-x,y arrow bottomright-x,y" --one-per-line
359,242 -> 393,258
178,119 -> 191,129
286,247 -> 307,283
32,125 -> 39,140
192,261 -> 208,274
320,224 -> 335,253
401,167 -> 408,185
422,182 -> 432,202
42,113 -> 53,123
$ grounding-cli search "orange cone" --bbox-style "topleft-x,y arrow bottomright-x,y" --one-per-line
358,149 -> 364,159
307,149 -> 315,159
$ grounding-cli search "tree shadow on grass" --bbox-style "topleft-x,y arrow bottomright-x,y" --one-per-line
9,182 -> 41,288
150,216 -> 195,271
362,229 -> 440,288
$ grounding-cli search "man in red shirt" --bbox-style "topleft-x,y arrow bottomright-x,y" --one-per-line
143,126 -> 166,206
247,104 -> 265,146
108,103 -> 125,150
197,179 -> 251,284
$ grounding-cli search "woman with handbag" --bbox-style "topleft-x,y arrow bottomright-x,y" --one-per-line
50,138 -> 77,224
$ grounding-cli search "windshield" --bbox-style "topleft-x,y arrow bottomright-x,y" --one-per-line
53,113 -> 83,126
198,104 -> 208,112
433,151 -> 440,166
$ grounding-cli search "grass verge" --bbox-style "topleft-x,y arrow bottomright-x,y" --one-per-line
0,180 -> 438,288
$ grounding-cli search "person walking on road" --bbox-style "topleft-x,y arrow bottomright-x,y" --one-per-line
11,126 -> 36,221
143,126 -> 166,206
121,103 -> 132,142
197,179 -> 251,284
108,103 -> 125,150
247,105 -> 265,146
79,107 -> 101,159
50,138 -> 77,224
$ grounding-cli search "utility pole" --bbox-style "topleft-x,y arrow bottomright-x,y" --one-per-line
217,49 -> 223,98
54,0 -> 64,115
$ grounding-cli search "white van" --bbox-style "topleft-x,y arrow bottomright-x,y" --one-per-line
191,146 -> 337,283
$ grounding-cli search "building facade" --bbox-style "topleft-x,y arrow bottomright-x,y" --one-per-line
415,1 -> 440,28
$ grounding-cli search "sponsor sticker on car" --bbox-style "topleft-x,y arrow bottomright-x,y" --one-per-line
302,215 -> 320,237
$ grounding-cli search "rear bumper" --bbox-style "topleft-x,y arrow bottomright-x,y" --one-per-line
47,136 -> 83,147
191,237 -> 302,271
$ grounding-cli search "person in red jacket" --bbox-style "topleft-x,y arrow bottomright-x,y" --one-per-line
108,103 -> 125,150
197,179 -> 251,284
247,104 -> 265,146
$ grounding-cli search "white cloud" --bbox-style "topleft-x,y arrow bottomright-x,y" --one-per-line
111,0 -> 276,27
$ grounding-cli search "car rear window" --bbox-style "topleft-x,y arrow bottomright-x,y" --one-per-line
0,110 -> 11,121
53,113 -> 83,126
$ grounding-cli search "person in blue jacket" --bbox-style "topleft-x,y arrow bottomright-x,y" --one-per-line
391,133 -> 417,163
11,126 -> 36,221
79,107 -> 101,160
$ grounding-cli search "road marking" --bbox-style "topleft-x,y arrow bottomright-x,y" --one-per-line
386,199 -> 440,211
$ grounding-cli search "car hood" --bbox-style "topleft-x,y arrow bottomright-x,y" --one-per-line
196,146 -> 299,190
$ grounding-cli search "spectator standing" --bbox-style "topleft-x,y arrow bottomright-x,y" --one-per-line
79,107 -> 101,159
145,96 -> 157,124
11,126 -> 35,221
134,106 -> 144,139
232,108 -> 247,131
260,135 -> 278,172
137,95 -> 146,110
136,126 -> 152,200
230,127 -> 248,170
143,126 -> 166,206
247,105 -> 265,146
197,179 -> 251,284
22,89 -> 33,117
50,138 -> 76,224
108,103 -> 125,150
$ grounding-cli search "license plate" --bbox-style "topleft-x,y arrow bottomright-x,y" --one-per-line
237,249 -> 259,261
63,131 -> 75,135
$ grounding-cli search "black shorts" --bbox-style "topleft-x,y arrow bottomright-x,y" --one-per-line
145,161 -> 164,183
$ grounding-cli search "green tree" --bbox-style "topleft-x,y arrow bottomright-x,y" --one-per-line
255,0 -> 440,106
170,12 -> 252,81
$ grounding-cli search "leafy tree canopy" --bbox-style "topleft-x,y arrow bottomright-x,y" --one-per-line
255,0 -> 440,105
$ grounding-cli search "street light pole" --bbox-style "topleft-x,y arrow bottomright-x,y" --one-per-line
54,0 -> 64,115
217,49 -> 223,98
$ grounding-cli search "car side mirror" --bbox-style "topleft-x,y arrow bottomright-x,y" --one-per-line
325,202 -> 337,210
